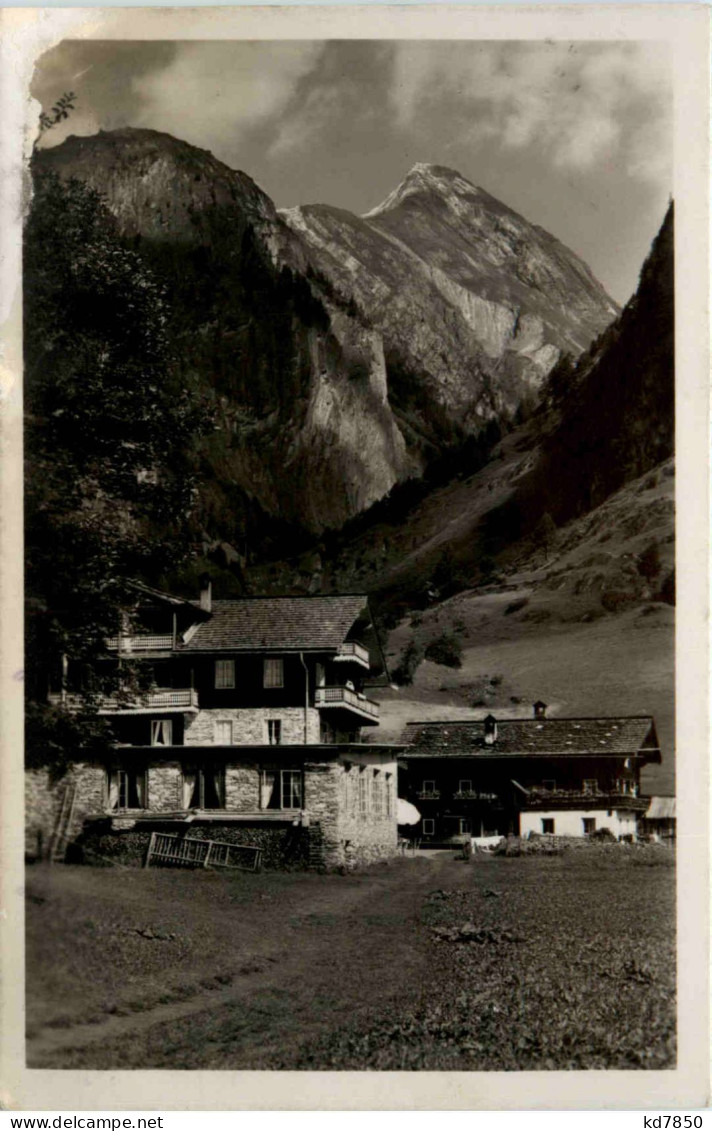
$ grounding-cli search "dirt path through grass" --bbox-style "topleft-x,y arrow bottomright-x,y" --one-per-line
27,848 -> 675,1071
27,855 -> 452,1068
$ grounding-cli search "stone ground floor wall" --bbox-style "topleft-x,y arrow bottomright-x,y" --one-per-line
26,747 -> 400,870
302,754 -> 399,869
25,763 -> 105,860
519,808 -> 638,839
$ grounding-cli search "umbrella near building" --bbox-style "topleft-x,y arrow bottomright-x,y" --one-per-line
397,798 -> 421,826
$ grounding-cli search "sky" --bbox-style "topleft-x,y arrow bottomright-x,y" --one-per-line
32,39 -> 672,304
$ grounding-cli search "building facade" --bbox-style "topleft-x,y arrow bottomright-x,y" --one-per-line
399,709 -> 661,845
27,583 -> 400,869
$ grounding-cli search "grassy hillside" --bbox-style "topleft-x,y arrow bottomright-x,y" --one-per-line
373,460 -> 675,796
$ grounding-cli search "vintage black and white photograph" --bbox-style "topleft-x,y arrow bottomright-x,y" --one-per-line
4,4 -> 708,1106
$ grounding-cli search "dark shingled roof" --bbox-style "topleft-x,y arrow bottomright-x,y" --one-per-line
181,595 -> 369,652
400,717 -> 661,760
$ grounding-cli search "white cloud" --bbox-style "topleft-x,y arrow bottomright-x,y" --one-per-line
131,42 -> 325,160
267,81 -> 346,159
390,41 -> 671,185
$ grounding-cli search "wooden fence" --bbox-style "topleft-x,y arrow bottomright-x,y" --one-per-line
145,832 -> 262,872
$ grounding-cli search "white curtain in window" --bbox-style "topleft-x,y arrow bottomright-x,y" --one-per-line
260,771 -> 276,809
215,660 -> 235,689
151,719 -> 172,746
215,720 -> 232,745
136,770 -> 147,808
183,768 -> 196,808
264,658 -> 283,688
213,769 -> 226,808
108,769 -> 119,811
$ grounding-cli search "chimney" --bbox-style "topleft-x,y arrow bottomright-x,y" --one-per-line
484,714 -> 498,745
199,573 -> 212,613
533,700 -> 547,719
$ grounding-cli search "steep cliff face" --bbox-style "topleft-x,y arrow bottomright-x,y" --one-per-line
282,164 -> 618,426
34,129 -> 413,535
33,132 -> 619,546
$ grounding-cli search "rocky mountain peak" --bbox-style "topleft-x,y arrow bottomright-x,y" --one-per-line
363,162 -> 482,219
35,126 -> 283,250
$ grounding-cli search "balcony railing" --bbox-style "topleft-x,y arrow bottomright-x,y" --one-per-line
105,634 -> 175,652
315,685 -> 379,722
453,790 -> 499,801
49,688 -> 199,714
416,790 -> 440,800
523,789 -> 648,812
333,642 -> 370,669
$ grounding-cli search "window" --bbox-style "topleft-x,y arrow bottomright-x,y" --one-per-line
423,818 -> 435,836
458,780 -> 472,793
215,659 -> 235,689
359,771 -> 368,816
263,658 -> 283,688
385,773 -> 393,817
151,719 -> 172,746
542,818 -> 555,834
459,819 -> 470,835
583,779 -> 598,795
214,720 -> 233,745
260,769 -> 303,810
583,817 -> 596,835
542,779 -> 556,792
108,766 -> 147,810
320,718 -> 335,744
182,764 -> 225,809
372,772 -> 383,817
423,779 -> 435,794
266,719 -> 282,746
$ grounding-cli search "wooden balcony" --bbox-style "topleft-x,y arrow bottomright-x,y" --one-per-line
49,688 -> 199,715
333,642 -> 370,670
522,789 -> 648,812
453,790 -> 499,801
415,790 -> 440,800
315,685 -> 379,724
105,634 -> 175,652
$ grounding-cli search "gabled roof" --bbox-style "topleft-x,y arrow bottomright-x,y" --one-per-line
127,580 -> 205,613
180,595 -> 370,652
400,717 -> 661,761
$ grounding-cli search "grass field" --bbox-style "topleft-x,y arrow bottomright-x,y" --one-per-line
26,847 -> 675,1071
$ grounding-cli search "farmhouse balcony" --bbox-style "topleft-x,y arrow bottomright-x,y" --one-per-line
333,642 -> 370,670
48,688 -> 199,715
523,789 -> 648,812
453,790 -> 499,801
105,634 -> 175,653
315,685 -> 380,724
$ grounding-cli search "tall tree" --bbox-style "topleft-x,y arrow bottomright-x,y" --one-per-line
24,168 -> 209,766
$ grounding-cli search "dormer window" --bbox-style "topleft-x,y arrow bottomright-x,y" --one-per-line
484,714 -> 498,745
215,659 -> 235,689
263,658 -> 284,689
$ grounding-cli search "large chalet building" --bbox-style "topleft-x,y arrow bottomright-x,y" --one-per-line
399,707 -> 661,845
27,582 -> 400,869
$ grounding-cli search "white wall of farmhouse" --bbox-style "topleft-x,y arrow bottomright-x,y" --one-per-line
519,808 -> 638,839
